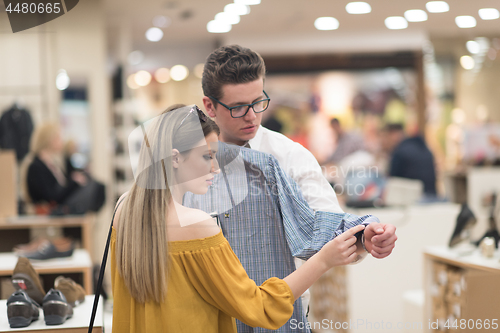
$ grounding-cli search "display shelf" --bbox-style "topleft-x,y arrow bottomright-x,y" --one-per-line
0,250 -> 93,295
0,215 -> 95,254
0,295 -> 103,332
423,246 -> 500,333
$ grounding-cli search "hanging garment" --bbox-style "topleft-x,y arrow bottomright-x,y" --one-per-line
0,105 -> 34,162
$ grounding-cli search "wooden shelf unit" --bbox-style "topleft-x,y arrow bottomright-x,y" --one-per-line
424,246 -> 500,332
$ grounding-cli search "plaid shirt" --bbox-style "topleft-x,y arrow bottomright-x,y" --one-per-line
184,143 -> 378,333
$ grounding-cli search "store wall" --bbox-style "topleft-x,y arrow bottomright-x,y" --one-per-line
0,0 -> 113,263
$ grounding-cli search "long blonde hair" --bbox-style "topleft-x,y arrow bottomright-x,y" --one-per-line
115,105 -> 218,303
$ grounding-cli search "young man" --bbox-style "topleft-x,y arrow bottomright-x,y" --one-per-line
193,45 -> 397,333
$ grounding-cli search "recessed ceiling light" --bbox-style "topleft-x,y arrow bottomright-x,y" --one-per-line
127,74 -> 139,90
135,71 -> 152,86
314,17 -> 339,30
153,15 -> 171,28
128,51 -> 144,65
426,1 -> 449,13
460,55 -> 475,70
170,65 -> 189,81
345,2 -> 371,14
56,70 -> 70,90
215,12 -> 240,25
225,3 -> 250,16
385,16 -> 408,30
455,16 -> 476,28
404,9 -> 428,22
207,20 -> 232,33
154,68 -> 170,83
466,40 -> 480,54
145,27 -> 163,42
478,8 -> 500,20
234,0 -> 260,5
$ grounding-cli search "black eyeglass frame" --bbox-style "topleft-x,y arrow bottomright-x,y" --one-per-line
209,90 -> 270,118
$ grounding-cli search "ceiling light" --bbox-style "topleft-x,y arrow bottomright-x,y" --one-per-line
134,71 -> 152,86
56,70 -> 70,90
314,17 -> 339,30
145,27 -> 163,42
404,9 -> 428,22
478,8 -> 500,20
385,16 -> 408,30
194,63 -> 204,79
466,40 -> 480,54
234,0 -> 260,5
455,16 -> 476,28
460,56 -> 475,70
345,2 -> 371,14
426,1 -> 449,13
153,15 -> 171,28
207,20 -> 232,33
127,74 -> 139,90
170,65 -> 189,81
154,68 -> 170,83
215,12 -> 240,25
225,3 -> 250,15
128,50 -> 144,65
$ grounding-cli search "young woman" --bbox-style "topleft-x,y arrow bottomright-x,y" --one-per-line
111,105 -> 364,332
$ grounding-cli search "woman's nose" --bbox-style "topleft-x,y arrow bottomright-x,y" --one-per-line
211,158 -> 220,174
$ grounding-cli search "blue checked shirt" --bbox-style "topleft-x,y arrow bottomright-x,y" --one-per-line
184,143 -> 378,333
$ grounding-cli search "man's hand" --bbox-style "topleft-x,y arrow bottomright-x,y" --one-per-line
364,223 -> 397,259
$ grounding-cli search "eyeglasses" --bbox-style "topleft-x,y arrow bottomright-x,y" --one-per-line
209,91 -> 270,118
179,105 -> 208,128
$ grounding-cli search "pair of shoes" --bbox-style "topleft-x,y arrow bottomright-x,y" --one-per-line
23,238 -> 74,260
11,257 -> 46,305
7,290 -> 40,328
6,289 -> 74,327
42,289 -> 73,325
55,276 -> 86,307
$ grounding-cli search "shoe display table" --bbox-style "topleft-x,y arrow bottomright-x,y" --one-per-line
0,250 -> 92,295
0,295 -> 103,332
423,246 -> 500,332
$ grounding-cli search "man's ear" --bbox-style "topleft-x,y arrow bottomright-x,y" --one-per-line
203,96 -> 216,118
171,149 -> 181,169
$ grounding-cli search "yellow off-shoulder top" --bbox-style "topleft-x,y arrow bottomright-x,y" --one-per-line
110,227 -> 294,333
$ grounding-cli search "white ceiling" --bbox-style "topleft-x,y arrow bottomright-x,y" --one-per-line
104,0 -> 500,68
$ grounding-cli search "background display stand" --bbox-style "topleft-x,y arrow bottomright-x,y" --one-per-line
0,295 -> 103,333
0,215 -> 94,298
424,246 -> 500,332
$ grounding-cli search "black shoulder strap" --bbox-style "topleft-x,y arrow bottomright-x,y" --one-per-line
88,197 -> 125,332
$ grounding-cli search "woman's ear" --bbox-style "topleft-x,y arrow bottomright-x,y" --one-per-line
171,149 -> 181,169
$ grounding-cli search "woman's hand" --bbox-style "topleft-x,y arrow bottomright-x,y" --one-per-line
318,224 -> 365,268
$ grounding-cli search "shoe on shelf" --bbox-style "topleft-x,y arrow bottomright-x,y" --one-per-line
42,289 -> 73,325
7,289 -> 40,328
24,238 -> 74,260
13,238 -> 47,256
54,276 -> 86,307
11,257 -> 46,305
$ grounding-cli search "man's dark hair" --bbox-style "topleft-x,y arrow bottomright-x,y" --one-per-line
202,45 -> 266,102
330,118 -> 340,127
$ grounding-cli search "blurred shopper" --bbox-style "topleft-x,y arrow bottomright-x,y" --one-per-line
193,44 -> 397,333
381,123 -> 437,197
326,118 -> 365,165
22,122 -> 105,215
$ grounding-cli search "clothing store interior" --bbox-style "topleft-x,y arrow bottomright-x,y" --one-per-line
1,0 -> 500,332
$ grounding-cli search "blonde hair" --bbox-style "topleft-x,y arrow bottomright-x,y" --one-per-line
115,105 -> 218,303
20,122 -> 62,203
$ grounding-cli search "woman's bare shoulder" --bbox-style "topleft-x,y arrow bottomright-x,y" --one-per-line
169,207 -> 220,241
